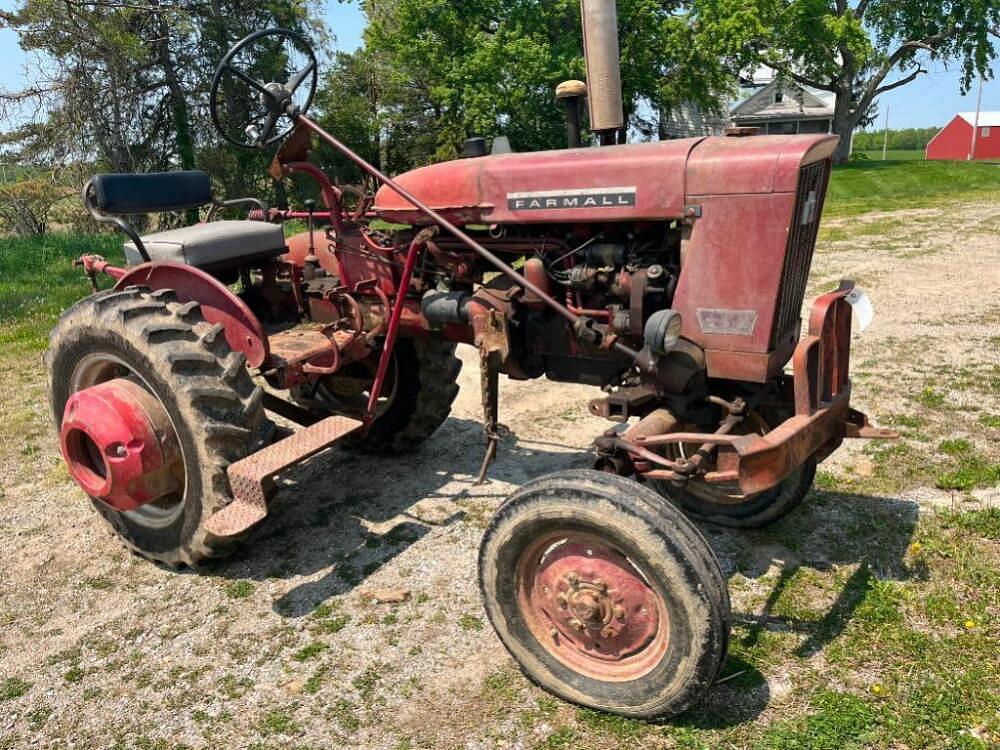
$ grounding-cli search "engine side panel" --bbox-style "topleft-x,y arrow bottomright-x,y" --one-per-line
373,139 -> 700,225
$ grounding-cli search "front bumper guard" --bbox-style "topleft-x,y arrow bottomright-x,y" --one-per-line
625,284 -> 897,495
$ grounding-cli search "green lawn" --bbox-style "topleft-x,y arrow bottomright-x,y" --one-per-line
826,159 -> 1000,218
854,149 -> 926,161
0,233 -> 123,354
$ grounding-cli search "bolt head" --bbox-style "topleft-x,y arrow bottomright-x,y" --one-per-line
600,627 -> 615,639
614,605 -> 626,622
568,618 -> 585,632
565,572 -> 579,587
592,578 -> 607,592
556,593 -> 568,608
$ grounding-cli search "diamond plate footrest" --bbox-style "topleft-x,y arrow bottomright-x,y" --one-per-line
204,415 -> 363,538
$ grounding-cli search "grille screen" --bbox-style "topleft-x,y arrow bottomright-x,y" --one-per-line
771,160 -> 830,346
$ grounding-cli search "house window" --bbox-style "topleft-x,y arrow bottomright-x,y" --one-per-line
774,91 -> 784,104
769,121 -> 797,135
983,127 -> 992,138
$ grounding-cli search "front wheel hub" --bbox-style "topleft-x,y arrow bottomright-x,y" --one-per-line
60,378 -> 182,511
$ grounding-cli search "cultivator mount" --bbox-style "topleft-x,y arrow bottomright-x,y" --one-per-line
49,9 -> 895,721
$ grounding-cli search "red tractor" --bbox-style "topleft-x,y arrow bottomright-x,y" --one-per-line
47,19 -> 891,719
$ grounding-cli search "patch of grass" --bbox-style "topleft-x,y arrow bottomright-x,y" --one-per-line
292,641 -> 328,662
223,580 -> 254,599
938,438 -> 973,456
854,149 -> 925,161
935,453 -> 1000,491
330,699 -> 361,732
315,613 -> 351,635
915,387 -> 946,408
458,613 -> 484,631
826,160 -> 1000,218
539,727 -> 577,750
0,677 -> 30,701
0,232 -> 123,353
352,665 -> 382,701
575,708 -> 646,740
83,576 -> 113,590
259,708 -> 298,736
27,706 -> 52,730
63,665 -> 85,683
304,666 -> 328,695
761,689 -> 877,750
978,414 -> 1000,429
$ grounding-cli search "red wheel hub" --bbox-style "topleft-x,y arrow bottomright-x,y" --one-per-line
517,533 -> 669,681
60,378 -> 182,511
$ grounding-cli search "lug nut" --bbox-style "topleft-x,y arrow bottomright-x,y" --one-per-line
556,593 -> 568,608
600,627 -> 615,639
592,578 -> 607,592
568,618 -> 585,632
614,605 -> 626,622
566,572 -> 579,587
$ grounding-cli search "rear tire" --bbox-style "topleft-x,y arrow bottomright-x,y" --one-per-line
479,470 -> 730,719
348,338 -> 461,453
46,287 -> 266,566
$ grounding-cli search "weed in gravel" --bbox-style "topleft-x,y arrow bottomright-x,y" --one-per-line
330,699 -> 361,732
259,708 -> 298,736
538,727 -> 577,750
292,642 -> 328,662
458,613 -> 484,631
915,387 -> 946,408
304,666 -> 328,695
83,576 -> 113,590
352,665 -> 383,701
317,614 -> 351,635
1,677 -> 30,701
978,414 -> 1000,429
218,674 -> 253,699
63,665 -> 85,683
224,580 -> 254,599
27,706 -> 52,730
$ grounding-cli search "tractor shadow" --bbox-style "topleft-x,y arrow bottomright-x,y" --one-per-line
202,415 -> 595,618
202,412 -> 919,728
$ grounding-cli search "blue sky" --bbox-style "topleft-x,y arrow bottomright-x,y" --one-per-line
0,0 -> 996,132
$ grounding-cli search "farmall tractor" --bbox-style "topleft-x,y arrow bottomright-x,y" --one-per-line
46,5 -> 891,719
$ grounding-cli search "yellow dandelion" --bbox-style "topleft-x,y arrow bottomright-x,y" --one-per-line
871,684 -> 884,695
964,620 -> 976,630
908,542 -> 922,555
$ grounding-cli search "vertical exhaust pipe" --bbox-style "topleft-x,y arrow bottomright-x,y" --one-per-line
580,0 -> 624,145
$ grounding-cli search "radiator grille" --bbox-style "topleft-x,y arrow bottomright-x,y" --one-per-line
771,160 -> 830,346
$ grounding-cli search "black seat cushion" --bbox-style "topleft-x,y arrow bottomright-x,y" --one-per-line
91,171 -> 213,215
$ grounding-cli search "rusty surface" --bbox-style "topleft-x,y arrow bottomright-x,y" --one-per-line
515,532 -> 669,681
204,415 -> 363,538
61,378 -> 182,511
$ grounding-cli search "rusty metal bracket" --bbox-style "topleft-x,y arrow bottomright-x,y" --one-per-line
204,415 -> 362,538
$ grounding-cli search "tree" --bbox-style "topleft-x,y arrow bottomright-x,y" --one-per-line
355,0 -> 734,165
0,0 -> 321,205
695,0 -> 1000,163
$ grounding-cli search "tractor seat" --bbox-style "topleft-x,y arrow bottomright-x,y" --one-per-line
123,220 -> 286,268
85,170 -> 285,269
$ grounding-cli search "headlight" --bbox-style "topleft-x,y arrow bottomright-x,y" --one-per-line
643,309 -> 683,355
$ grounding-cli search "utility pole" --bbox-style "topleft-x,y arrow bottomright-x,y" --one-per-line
882,106 -> 890,160
969,74 -> 984,161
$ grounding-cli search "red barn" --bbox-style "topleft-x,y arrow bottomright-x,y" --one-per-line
926,112 -> 1000,161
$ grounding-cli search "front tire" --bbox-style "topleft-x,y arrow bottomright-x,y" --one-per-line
46,287 -> 266,566
479,471 -> 730,719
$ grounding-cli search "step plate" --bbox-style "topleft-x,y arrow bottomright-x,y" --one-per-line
204,415 -> 363,538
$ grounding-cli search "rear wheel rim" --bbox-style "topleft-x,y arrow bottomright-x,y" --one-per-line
515,531 -> 670,682
69,352 -> 187,529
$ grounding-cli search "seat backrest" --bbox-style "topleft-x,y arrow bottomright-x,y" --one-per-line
89,170 -> 213,215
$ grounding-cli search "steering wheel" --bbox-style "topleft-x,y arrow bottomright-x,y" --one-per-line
210,28 -> 318,149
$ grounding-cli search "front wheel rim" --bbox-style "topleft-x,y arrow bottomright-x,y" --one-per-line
515,531 -> 670,682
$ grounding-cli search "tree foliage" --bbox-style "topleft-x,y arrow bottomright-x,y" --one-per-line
851,126 -> 941,152
0,0 -> 321,202
694,0 -> 1000,162
317,0 -> 735,172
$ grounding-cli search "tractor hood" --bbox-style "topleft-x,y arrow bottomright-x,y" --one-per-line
373,134 -> 839,226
